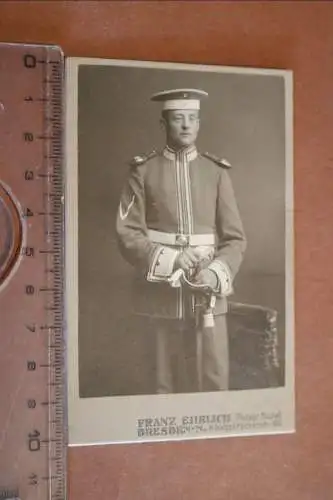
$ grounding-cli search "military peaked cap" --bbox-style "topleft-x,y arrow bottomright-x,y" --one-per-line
151,88 -> 208,110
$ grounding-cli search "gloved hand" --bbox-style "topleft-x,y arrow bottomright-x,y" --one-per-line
174,248 -> 200,274
193,268 -> 218,291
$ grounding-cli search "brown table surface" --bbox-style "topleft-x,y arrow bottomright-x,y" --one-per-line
1,2 -> 333,499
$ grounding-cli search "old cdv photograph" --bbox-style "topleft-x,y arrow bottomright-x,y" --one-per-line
65,58 -> 294,445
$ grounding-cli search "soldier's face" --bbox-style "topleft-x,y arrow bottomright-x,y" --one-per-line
162,109 -> 200,149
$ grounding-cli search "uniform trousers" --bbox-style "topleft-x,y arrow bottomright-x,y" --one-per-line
152,314 -> 229,393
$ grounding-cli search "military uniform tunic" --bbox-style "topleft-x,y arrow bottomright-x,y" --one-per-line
116,144 -> 246,392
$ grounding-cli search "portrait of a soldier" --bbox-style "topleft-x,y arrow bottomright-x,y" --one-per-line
116,88 -> 247,394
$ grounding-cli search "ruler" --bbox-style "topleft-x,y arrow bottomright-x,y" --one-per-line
0,43 -> 66,500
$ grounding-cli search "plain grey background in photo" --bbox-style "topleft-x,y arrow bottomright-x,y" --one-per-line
77,64 -> 286,397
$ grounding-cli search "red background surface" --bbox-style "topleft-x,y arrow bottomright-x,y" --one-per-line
1,2 -> 333,499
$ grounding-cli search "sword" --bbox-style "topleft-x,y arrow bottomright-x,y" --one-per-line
168,268 -> 217,391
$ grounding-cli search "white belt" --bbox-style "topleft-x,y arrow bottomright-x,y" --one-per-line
148,229 -> 215,247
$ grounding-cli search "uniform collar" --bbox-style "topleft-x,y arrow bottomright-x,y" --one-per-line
163,144 -> 198,162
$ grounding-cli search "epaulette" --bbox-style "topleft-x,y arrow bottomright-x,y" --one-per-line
202,151 -> 232,169
129,150 -> 158,168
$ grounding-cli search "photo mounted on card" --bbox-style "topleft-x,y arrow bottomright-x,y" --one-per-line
65,58 -> 294,445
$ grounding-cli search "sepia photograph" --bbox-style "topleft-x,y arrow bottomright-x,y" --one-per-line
65,58 -> 294,445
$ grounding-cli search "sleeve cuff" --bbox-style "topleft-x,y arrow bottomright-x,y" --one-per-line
208,260 -> 233,296
146,246 -> 179,282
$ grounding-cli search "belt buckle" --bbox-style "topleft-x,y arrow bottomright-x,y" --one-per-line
176,234 -> 189,247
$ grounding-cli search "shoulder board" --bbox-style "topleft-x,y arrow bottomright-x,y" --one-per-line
202,152 -> 232,169
129,150 -> 158,168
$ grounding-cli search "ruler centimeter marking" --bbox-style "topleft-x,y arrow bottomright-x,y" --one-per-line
0,44 -> 66,500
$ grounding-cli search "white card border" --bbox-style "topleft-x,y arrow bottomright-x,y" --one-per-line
65,57 -> 294,446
